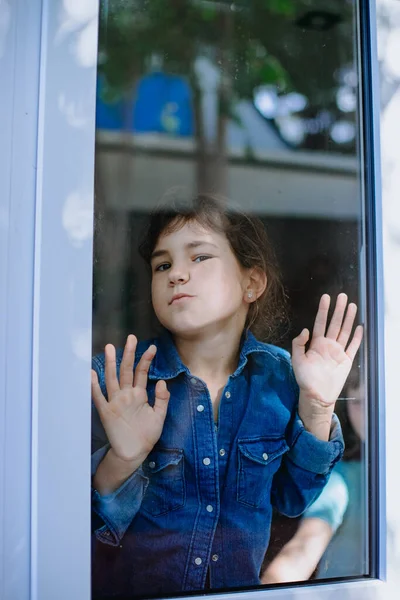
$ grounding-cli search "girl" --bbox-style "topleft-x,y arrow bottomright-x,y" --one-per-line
91,195 -> 363,598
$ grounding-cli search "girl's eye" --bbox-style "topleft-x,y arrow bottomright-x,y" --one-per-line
154,262 -> 171,272
193,255 -> 211,263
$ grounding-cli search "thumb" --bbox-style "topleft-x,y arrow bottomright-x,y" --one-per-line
292,328 -> 310,361
91,369 -> 107,414
153,379 -> 170,420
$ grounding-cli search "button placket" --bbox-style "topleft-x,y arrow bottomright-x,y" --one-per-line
184,373 -> 219,591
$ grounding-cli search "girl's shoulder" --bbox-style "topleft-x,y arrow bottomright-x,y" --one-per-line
249,338 -> 292,366
259,342 -> 291,363
245,338 -> 294,385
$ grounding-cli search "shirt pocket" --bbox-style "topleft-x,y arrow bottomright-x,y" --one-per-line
141,448 -> 185,517
237,437 -> 289,508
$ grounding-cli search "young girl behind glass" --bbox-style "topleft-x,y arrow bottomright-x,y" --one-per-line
91,195 -> 363,598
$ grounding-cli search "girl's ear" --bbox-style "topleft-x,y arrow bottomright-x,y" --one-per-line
245,268 -> 267,302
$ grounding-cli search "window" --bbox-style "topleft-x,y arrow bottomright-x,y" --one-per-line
90,1 -> 382,598
0,1 -> 385,599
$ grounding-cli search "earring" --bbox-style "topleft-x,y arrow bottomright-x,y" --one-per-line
247,291 -> 253,299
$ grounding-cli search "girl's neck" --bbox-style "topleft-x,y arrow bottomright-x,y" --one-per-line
174,327 -> 243,383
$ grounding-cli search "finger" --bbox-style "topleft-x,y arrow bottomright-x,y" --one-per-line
292,328 -> 310,361
345,325 -> 364,361
336,303 -> 358,347
153,380 -> 170,420
326,293 -> 348,340
91,369 -> 108,418
104,343 -> 120,399
312,294 -> 331,338
120,334 -> 137,389
133,344 -> 157,389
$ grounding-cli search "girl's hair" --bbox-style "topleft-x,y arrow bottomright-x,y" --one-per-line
335,401 -> 362,461
138,193 -> 288,342
335,366 -> 363,461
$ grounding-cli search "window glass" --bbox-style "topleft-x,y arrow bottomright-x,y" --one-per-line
91,1 -> 369,597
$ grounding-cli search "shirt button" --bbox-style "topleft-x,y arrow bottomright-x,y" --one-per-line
194,557 -> 202,565
262,453 -> 268,461
149,461 -> 156,469
190,377 -> 197,385
225,391 -> 231,398
203,457 -> 211,466
206,504 -> 213,512
212,554 -> 219,562
219,448 -> 226,456
197,404 -> 205,412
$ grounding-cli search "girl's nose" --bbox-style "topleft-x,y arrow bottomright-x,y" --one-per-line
168,266 -> 189,285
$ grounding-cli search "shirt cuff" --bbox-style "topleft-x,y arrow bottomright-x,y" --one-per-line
91,445 -> 149,546
287,413 -> 344,475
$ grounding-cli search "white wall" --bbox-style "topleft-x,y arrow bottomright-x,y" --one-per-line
378,0 -> 400,596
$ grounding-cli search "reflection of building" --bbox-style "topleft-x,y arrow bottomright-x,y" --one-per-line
96,130 -> 359,218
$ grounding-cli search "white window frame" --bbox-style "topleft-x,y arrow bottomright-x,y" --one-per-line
0,1 -> 386,599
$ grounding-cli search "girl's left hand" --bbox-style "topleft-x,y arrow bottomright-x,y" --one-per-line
291,293 -> 363,410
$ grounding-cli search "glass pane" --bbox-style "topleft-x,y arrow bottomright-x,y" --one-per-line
91,1 -> 369,597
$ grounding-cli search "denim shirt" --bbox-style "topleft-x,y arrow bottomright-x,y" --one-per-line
91,331 -> 344,598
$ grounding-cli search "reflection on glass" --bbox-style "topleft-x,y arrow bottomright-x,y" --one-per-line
92,1 -> 368,598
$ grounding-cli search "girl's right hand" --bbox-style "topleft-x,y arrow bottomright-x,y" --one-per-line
91,335 -> 170,467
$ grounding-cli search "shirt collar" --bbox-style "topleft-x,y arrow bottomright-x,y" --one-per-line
148,329 -> 271,380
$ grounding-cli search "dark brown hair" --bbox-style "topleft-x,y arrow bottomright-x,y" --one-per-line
138,193 -> 288,342
335,365 -> 364,461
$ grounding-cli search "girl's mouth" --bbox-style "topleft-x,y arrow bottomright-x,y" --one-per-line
170,294 -> 193,305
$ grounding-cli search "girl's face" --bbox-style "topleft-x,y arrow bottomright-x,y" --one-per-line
150,221 -> 251,339
347,384 -> 365,442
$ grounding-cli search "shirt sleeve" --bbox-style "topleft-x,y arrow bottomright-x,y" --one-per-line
91,353 -> 149,547
91,444 -> 149,547
286,412 -> 345,475
271,360 -> 345,518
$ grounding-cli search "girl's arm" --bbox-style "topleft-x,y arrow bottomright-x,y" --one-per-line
92,447 -> 144,496
291,293 -> 363,441
91,335 -> 170,495
268,295 -> 359,518
91,335 -> 170,546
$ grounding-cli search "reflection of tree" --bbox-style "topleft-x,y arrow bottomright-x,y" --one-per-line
98,0 -> 356,190
98,0 -> 294,193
